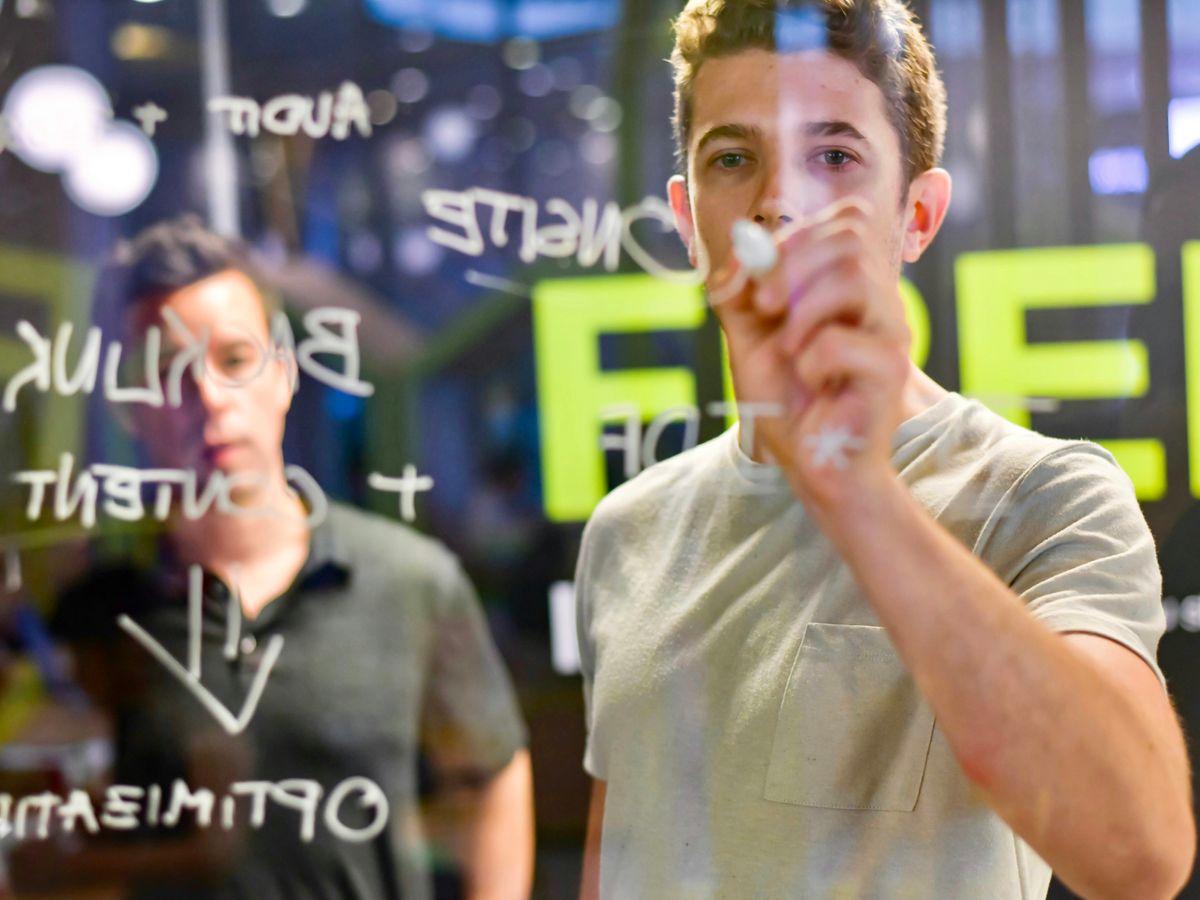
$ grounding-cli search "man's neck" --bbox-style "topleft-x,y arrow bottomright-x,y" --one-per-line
901,363 -> 949,419
741,363 -> 948,464
169,478 -> 312,618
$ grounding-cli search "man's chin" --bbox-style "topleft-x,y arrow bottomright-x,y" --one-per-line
192,452 -> 266,487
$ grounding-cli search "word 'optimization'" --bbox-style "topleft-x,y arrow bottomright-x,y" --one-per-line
0,776 -> 388,844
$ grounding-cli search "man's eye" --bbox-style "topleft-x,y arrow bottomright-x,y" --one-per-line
820,149 -> 855,169
713,152 -> 748,170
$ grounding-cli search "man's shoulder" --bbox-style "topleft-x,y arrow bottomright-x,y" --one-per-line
325,502 -> 460,583
928,398 -> 1140,541
587,430 -> 732,535
949,398 -> 1127,488
51,559 -> 165,641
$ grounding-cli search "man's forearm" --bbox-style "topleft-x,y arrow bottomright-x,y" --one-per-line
811,472 -> 1191,897
462,749 -> 534,900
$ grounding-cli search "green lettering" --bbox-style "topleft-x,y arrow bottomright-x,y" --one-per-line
956,244 -> 1163,500
533,275 -> 706,521
1185,242 -> 1200,498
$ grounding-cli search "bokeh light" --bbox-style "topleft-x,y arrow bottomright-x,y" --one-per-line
62,121 -> 159,216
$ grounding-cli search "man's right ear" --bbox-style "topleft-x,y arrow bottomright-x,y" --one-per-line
667,175 -> 697,267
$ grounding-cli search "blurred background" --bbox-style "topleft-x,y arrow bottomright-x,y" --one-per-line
1,0 -> 1200,896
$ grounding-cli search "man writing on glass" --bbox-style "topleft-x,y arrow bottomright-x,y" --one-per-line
576,1 -> 1194,897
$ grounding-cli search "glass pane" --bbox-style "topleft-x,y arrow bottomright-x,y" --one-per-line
0,2 -> 1191,898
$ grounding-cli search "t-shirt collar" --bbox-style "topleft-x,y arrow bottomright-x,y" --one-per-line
726,390 -> 967,486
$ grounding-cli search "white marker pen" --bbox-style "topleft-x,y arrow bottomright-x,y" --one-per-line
731,219 -> 778,276
710,219 -> 780,307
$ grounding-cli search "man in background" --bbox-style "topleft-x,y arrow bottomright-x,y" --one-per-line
17,215 -> 533,899
577,1 -> 1193,897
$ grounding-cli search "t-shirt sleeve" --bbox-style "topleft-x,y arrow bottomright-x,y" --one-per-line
978,442 -> 1168,691
420,559 -> 528,780
574,517 -> 604,780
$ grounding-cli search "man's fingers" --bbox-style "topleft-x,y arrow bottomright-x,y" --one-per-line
772,201 -> 872,266
708,256 -> 755,313
794,324 -> 909,395
734,196 -> 878,320
752,201 -> 874,316
779,246 -> 911,354
787,195 -> 873,236
753,225 -> 859,316
779,260 -> 871,351
756,242 -> 852,317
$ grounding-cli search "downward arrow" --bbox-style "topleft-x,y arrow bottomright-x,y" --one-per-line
117,566 -> 283,736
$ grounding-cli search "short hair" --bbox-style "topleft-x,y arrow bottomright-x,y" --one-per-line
93,214 -> 279,331
670,0 -> 947,183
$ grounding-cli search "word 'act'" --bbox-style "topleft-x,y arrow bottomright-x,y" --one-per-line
601,401 -> 784,478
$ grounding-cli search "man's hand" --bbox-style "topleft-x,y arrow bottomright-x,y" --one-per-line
714,198 -> 912,512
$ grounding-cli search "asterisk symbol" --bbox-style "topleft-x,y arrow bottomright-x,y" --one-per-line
802,424 -> 866,470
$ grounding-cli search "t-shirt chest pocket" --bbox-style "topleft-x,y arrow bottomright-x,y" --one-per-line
764,623 -> 937,811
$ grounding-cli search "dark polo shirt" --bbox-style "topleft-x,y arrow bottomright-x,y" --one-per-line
53,503 -> 528,899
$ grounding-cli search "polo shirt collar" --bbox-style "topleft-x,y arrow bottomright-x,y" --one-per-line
298,505 -> 353,585
150,506 -> 353,629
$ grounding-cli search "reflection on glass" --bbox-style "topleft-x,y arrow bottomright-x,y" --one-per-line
0,0 -> 1196,898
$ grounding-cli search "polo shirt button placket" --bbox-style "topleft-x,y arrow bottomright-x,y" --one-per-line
203,574 -> 231,618
239,633 -> 272,681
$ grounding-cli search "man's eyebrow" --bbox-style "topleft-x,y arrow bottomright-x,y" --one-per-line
805,120 -> 869,143
212,337 -> 259,352
695,123 -> 764,155
694,120 -> 869,156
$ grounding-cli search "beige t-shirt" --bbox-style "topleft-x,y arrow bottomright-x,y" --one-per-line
576,391 -> 1167,899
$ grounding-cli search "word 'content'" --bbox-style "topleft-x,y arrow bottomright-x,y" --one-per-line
13,455 -> 328,530
13,456 -> 435,528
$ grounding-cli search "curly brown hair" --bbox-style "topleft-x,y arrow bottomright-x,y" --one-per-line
670,0 -> 947,184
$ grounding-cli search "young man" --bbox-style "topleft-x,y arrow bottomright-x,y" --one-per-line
577,2 -> 1194,897
34,216 -> 533,899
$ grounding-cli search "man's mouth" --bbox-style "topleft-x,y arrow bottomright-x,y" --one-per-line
202,441 -> 239,465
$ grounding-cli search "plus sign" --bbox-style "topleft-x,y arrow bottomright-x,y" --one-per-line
132,102 -> 168,137
368,465 -> 435,522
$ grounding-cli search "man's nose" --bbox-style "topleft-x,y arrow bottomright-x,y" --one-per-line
753,205 -> 795,231
751,162 -> 797,231
194,368 -> 234,414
